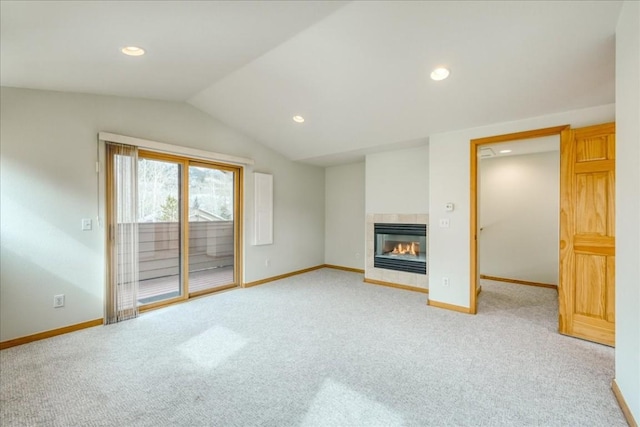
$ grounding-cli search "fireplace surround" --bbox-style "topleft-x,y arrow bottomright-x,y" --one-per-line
366,214 -> 429,289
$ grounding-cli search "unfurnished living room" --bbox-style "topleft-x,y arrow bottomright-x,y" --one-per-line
0,1 -> 638,426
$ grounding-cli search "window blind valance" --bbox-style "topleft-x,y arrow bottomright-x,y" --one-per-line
98,132 -> 254,166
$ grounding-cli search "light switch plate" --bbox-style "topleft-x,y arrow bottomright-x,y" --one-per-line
81,218 -> 92,231
439,218 -> 450,228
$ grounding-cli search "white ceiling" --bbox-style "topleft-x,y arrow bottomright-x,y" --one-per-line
1,1 -> 622,166
0,1 -> 346,100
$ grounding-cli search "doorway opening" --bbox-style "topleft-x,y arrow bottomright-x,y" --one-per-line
469,125 -> 568,314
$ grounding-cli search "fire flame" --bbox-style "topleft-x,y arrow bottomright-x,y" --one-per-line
391,242 -> 418,256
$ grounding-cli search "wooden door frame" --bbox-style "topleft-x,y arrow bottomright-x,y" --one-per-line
124,150 -> 244,313
469,125 -> 569,314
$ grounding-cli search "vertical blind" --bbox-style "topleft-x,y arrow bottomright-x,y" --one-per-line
105,142 -> 139,324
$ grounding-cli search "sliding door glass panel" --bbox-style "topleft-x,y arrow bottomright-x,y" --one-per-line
137,157 -> 183,305
188,164 -> 235,293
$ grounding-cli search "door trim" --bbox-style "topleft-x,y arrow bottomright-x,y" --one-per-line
469,125 -> 569,314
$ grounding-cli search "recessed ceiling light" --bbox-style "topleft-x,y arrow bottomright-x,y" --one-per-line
293,115 -> 305,123
121,46 -> 145,56
499,149 -> 512,154
430,67 -> 450,81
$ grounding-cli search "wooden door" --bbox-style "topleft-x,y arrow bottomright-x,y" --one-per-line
559,122 -> 615,346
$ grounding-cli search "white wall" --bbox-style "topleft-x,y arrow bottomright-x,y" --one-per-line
479,151 -> 559,285
615,1 -> 640,421
365,145 -> 429,214
325,162 -> 365,269
0,87 -> 325,342
428,104 -> 614,308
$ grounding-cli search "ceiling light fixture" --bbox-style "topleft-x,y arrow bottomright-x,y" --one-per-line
430,67 -> 450,81
292,115 -> 305,123
499,149 -> 512,154
121,46 -> 145,57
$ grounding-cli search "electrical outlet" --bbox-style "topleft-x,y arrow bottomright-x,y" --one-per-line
442,277 -> 450,287
54,294 -> 65,308
439,218 -> 450,228
265,258 -> 270,267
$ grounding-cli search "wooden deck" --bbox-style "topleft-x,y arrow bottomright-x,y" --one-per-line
133,221 -> 234,281
138,266 -> 234,304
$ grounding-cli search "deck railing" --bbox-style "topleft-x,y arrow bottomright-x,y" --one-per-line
118,221 -> 234,281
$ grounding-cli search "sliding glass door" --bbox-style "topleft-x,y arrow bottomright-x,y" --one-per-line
188,163 -> 236,295
137,155 -> 183,305
108,148 -> 242,311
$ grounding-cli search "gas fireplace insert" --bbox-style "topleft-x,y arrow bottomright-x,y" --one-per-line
374,223 -> 427,274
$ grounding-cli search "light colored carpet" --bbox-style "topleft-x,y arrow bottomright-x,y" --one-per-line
0,269 -> 625,426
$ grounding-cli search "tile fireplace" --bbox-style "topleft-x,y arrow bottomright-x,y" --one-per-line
366,214 -> 429,289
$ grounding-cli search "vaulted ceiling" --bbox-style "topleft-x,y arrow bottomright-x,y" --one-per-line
1,1 -> 622,166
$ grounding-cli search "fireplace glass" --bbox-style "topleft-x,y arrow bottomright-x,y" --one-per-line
374,223 -> 427,274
